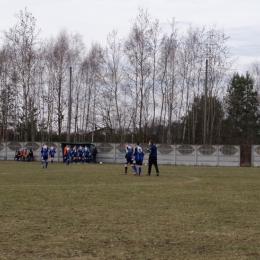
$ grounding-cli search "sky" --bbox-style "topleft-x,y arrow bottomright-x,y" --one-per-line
0,0 -> 260,73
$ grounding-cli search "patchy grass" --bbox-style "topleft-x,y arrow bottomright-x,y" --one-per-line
1,161 -> 260,259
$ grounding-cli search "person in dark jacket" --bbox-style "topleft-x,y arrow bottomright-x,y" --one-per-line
14,150 -> 20,161
27,149 -> 34,161
92,145 -> 98,163
147,140 -> 159,176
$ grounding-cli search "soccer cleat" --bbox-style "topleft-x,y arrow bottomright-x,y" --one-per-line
156,173 -> 159,176
134,172 -> 138,176
146,173 -> 150,176
123,172 -> 127,175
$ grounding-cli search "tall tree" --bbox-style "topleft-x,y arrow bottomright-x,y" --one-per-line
180,95 -> 224,144
224,73 -> 260,144
3,8 -> 41,142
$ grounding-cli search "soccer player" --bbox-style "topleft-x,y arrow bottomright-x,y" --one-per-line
83,145 -> 90,164
133,142 -> 144,176
49,146 -> 56,164
65,145 -> 72,165
147,140 -> 159,176
72,145 -> 78,164
41,143 -> 49,169
123,142 -> 135,175
63,144 -> 69,163
78,145 -> 83,163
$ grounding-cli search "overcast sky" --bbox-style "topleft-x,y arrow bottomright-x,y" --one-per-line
1,0 -> 260,73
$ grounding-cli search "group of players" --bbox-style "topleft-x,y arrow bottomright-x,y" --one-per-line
41,141 -> 159,176
41,143 -> 91,169
41,143 -> 56,168
123,142 -> 145,176
63,145 -> 91,165
123,140 -> 159,176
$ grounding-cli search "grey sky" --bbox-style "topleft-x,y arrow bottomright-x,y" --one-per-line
1,0 -> 260,73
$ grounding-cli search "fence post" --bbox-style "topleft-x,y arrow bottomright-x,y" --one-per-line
251,145 -> 254,167
57,142 -> 60,162
217,145 -> 219,166
238,145 -> 241,167
114,143 -> 116,163
195,145 -> 197,166
174,144 -> 176,165
5,141 -> 7,160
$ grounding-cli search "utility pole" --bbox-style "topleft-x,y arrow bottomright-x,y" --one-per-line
204,59 -> 208,145
66,67 -> 72,142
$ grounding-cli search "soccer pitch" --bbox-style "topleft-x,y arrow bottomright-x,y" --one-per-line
1,161 -> 260,259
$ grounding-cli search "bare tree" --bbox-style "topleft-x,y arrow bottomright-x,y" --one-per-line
43,31 -> 72,141
3,8 -> 41,142
81,43 -> 104,142
124,8 -> 153,141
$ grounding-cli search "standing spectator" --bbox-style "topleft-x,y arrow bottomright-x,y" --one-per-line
92,145 -> 97,163
133,142 -> 144,176
41,143 -> 49,169
49,146 -> 56,164
147,140 -> 159,176
123,142 -> 135,175
14,150 -> 20,161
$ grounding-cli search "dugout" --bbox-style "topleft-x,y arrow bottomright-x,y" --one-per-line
60,142 -> 95,161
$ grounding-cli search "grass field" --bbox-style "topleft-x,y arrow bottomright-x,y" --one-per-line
1,161 -> 260,260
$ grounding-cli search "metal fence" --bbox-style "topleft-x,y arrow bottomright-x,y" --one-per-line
0,142 -> 241,166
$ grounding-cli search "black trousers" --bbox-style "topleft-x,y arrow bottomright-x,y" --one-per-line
148,157 -> 159,174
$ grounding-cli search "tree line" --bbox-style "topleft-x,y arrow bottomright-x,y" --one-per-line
0,8 -> 260,145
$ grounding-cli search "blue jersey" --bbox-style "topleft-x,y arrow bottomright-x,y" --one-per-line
125,145 -> 133,159
133,146 -> 144,162
72,147 -> 78,156
49,147 -> 56,157
66,147 -> 71,157
83,147 -> 89,156
41,145 -> 49,157
78,146 -> 83,155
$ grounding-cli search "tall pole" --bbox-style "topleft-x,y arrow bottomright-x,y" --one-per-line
204,59 -> 208,145
66,67 -> 72,142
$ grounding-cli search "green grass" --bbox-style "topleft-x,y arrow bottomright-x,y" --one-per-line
1,161 -> 260,259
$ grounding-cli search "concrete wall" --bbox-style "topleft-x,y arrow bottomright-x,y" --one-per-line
0,142 -> 240,166
251,145 -> 260,167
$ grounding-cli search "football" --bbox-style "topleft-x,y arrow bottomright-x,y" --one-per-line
100,162 -> 103,164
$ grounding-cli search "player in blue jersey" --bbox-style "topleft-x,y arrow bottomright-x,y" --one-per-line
72,145 -> 78,164
65,145 -> 72,165
41,143 -> 49,169
123,142 -> 135,175
83,145 -> 90,164
133,142 -> 144,176
49,146 -> 56,164
77,145 -> 83,163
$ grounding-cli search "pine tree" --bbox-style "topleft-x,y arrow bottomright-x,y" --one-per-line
224,72 -> 260,144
